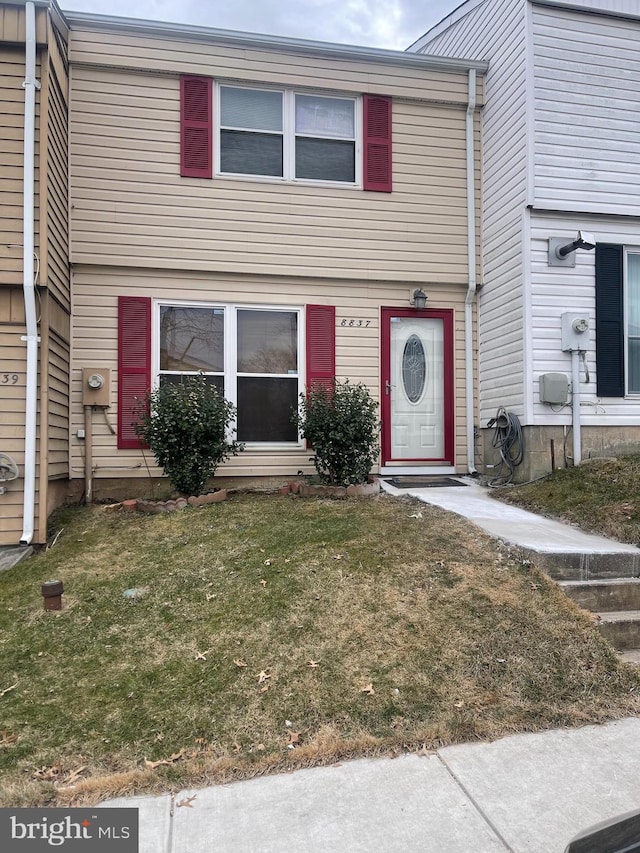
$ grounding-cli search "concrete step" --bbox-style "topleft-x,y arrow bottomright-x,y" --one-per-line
523,548 -> 640,581
559,579 -> 640,613
619,650 -> 640,666
596,611 -> 640,651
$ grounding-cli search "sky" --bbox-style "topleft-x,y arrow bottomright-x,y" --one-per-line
58,0 -> 462,51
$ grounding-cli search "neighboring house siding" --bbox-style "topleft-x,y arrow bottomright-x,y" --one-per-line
45,28 -> 70,312
533,5 -> 640,215
0,48 -> 40,287
70,267 -> 474,479
0,319 -> 30,541
534,0 -> 640,16
68,57 -> 480,284
47,297 -> 70,480
416,0 -> 528,420
529,211 -> 640,425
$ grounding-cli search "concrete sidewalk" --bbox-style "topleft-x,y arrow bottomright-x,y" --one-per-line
101,718 -> 640,852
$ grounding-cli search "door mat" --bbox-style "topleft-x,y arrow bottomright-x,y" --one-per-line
385,476 -> 468,489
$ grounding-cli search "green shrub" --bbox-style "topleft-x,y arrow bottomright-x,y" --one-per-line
294,380 -> 379,486
135,376 -> 243,496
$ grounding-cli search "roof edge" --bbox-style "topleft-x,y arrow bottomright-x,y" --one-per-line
407,0 -> 487,52
63,10 -> 488,73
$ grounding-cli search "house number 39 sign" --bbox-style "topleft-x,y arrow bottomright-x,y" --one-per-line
2,374 -> 22,385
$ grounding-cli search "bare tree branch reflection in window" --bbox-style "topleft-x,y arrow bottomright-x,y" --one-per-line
237,310 -> 297,374
160,306 -> 224,373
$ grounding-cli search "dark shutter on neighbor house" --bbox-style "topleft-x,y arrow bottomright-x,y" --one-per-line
363,94 -> 392,192
118,296 -> 151,449
180,76 -> 213,178
595,243 -> 625,397
306,304 -> 335,393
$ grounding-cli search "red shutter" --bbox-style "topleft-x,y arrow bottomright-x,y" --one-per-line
180,76 -> 212,178
306,304 -> 335,394
118,296 -> 151,449
363,94 -> 392,192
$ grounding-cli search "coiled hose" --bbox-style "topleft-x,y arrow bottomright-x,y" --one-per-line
486,407 -> 524,487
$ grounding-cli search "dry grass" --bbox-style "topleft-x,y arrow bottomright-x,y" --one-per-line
1,492 -> 639,806
498,456 -> 640,544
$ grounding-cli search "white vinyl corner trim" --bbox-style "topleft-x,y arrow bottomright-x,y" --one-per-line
465,68 -> 478,475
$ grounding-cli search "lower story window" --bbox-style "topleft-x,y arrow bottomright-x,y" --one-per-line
157,302 -> 300,444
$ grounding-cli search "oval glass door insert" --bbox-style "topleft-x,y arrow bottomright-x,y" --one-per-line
402,334 -> 427,403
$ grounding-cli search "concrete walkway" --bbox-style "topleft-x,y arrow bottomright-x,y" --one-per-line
381,477 -> 640,580
101,718 -> 640,852
97,477 -> 640,851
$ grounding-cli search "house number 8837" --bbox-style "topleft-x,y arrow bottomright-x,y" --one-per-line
340,319 -> 371,327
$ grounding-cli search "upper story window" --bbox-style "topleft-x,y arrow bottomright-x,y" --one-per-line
180,76 -> 392,192
218,85 -> 358,185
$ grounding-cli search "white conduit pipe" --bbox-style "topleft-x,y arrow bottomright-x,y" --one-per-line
571,349 -> 582,465
465,68 -> 478,475
20,0 -> 40,545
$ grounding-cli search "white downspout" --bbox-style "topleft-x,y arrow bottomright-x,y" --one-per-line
465,68 -> 478,474
20,0 -> 40,545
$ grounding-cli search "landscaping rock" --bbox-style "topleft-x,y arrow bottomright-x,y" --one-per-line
346,482 -> 381,497
188,489 -> 228,507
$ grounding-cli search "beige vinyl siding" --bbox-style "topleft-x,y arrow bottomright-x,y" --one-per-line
0,322 -> 26,543
69,26 -> 483,106
47,329 -> 70,479
47,297 -> 70,480
0,3 -> 47,45
69,62 -> 479,283
45,27 -> 70,311
0,48 -> 40,287
70,267 -> 474,480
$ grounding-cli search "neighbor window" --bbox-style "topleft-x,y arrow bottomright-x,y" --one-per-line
218,84 -> 358,184
627,254 -> 640,393
157,303 -> 300,444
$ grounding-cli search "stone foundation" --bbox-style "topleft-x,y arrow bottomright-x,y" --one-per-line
480,424 -> 640,482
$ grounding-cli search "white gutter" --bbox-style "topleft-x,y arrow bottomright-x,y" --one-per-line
63,10 -> 489,73
465,68 -> 478,475
20,0 -> 40,545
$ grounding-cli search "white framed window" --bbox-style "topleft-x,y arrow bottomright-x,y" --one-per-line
625,252 -> 640,394
155,300 -> 303,446
217,83 -> 360,186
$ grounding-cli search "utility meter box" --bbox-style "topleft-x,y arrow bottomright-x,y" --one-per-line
540,372 -> 569,405
82,367 -> 111,407
561,312 -> 590,352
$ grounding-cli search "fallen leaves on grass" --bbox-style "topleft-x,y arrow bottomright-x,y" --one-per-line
257,670 -> 271,684
307,660 -> 320,668
33,764 -> 62,782
416,744 -> 435,758
0,682 -> 17,698
0,731 -> 18,746
259,579 -> 267,587
195,649 -> 213,661
287,732 -> 301,748
144,749 -> 186,770
234,659 -> 247,668
361,683 -> 375,695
